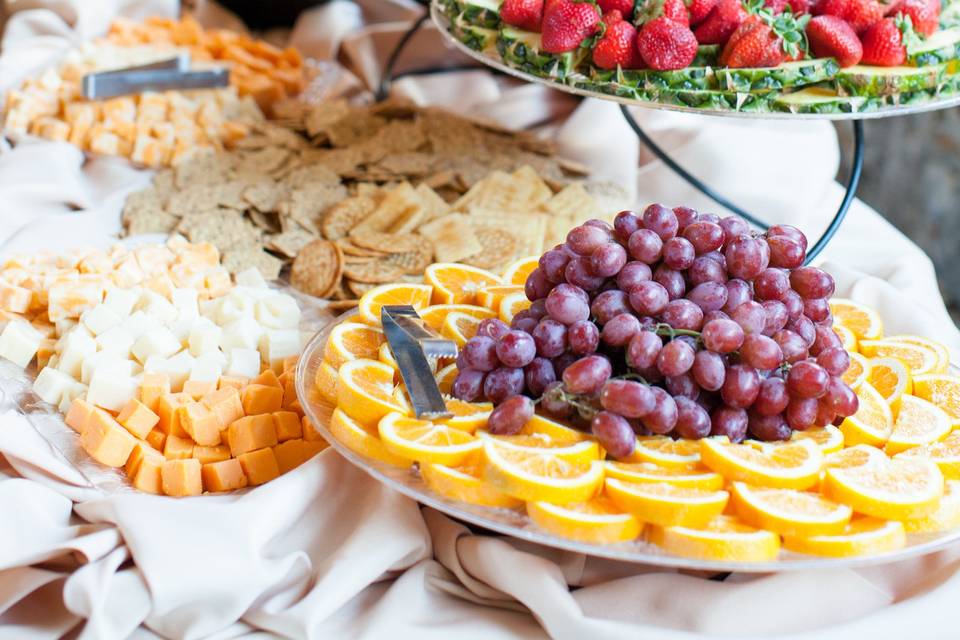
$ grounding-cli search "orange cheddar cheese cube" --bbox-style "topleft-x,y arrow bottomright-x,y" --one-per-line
272,411 -> 302,442
163,434 -> 195,460
201,388 -> 244,429
177,402 -> 221,446
161,458 -> 202,496
117,398 -> 160,439
157,392 -> 191,438
252,369 -> 282,389
218,375 -> 248,391
201,458 -> 248,492
65,398 -> 95,432
227,414 -> 277,457
183,379 -> 216,399
238,447 -> 280,485
125,440 -> 164,478
241,384 -> 283,415
273,439 -> 306,474
145,427 -> 167,452
303,439 -> 328,461
140,373 -> 170,413
302,416 -> 325,442
80,408 -> 137,467
193,444 -> 230,465
133,455 -> 164,494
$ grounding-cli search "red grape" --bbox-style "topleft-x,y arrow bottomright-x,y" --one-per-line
817,347 -> 850,377
628,228 -> 663,263
591,290 -> 632,325
741,334 -> 784,370
629,280 -> 669,316
463,335 -> 499,372
761,300 -> 789,336
565,256 -> 606,291
701,318 -> 744,353
723,279 -> 751,313
773,329 -> 809,363
725,235 -> 765,280
692,350 -> 726,391
601,313 -> 641,347
663,237 -> 696,270
755,377 -> 790,416
790,267 -> 835,299
525,268 -> 551,301
731,300 -> 767,335
787,360 -> 830,398
642,387 -> 679,434
524,357 -> 557,397
546,284 -> 591,325
654,265 -> 686,300
749,412 -> 792,441
452,369 -> 486,402
682,221 -> 725,254
719,215 -> 750,245
643,203 -> 679,241
710,406 -> 748,442
786,397 -> 818,430
483,366 -> 525,403
662,299 -> 704,331
539,248 -> 571,283
614,210 -> 642,243
767,235 -> 805,269
567,224 -> 609,256
532,318 -> 568,358
767,224 -> 808,252
562,355 -> 612,395
592,411 -> 636,458
803,297 -> 831,323
590,242 -> 628,277
686,281 -> 728,312
497,330 -> 536,367
721,364 -> 761,408
541,381 -> 572,417
601,379 -> 655,418
616,261 -> 653,292
665,372 -> 699,400
673,206 -> 699,230
657,339 -> 695,377
675,396 -> 712,438
627,330 -> 663,370
568,320 -> 600,355
487,395 -> 535,435
689,256 -> 727,286
754,268 -> 789,301
781,289 -> 804,320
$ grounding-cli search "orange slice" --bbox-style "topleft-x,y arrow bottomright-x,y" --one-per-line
824,444 -> 887,470
421,462 -> 522,508
700,438 -> 822,490
605,478 -> 728,527
839,381 -> 893,447
435,363 -> 458,395
626,436 -> 702,467
336,359 -> 407,427
441,399 -> 493,433
790,425 -> 844,454
527,497 -> 642,544
903,480 -> 960,533
867,357 -> 912,417
518,414 -> 593,444
324,322 -> 385,369
822,456 -> 944,520
498,290 -> 532,325
604,461 -> 724,490
314,360 -> 339,405
885,335 -> 950,375
730,482 -> 852,537
378,412 -> 481,466
419,304 -> 496,331
440,311 -> 485,347
648,515 -> 780,562
782,517 -> 905,558
425,263 -> 502,305
482,439 -> 604,504
329,407 -> 407,467
858,339 -> 940,377
501,256 -> 540,286
829,299 -> 884,341
842,352 -> 871,390
884,394 -> 952,455
895,429 -> 960,478
912,374 -> 960,428
357,283 -> 433,325
832,323 -> 858,352
477,431 -> 601,464
476,285 -> 524,312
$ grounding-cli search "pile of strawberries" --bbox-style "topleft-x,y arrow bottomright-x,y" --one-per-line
500,0 -> 943,70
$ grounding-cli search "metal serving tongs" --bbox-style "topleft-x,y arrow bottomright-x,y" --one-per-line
81,54 -> 229,99
381,305 -> 457,420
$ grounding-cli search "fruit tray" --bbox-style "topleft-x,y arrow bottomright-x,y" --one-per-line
432,0 -> 960,120
297,310 -> 960,572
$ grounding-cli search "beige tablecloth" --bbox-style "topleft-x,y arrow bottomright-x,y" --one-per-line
2,1 -> 960,638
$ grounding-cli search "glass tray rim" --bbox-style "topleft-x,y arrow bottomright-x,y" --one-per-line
431,1 -> 960,122
295,310 -> 960,572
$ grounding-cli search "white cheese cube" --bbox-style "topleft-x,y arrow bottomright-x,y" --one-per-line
189,353 -> 223,383
136,290 -> 177,326
259,329 -> 301,373
96,325 -> 135,358
199,298 -> 219,320
58,381 -> 88,414
87,369 -> 139,412
103,287 -> 141,317
188,318 -> 222,357
255,293 -> 301,329
54,318 -> 77,337
215,291 -> 255,326
57,329 -> 97,379
81,303 -> 122,336
0,320 -> 44,368
219,316 -> 263,351
120,311 -> 159,341
226,347 -> 260,379
235,267 -> 266,288
164,350 -> 195,392
81,351 -> 136,385
33,367 -> 76,406
132,327 -> 182,363
171,288 -> 199,320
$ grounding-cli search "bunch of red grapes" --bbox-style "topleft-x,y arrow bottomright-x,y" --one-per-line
451,204 -> 858,459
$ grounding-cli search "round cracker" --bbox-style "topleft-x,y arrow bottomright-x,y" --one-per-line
321,196 -> 376,240
343,257 -> 405,284
290,239 -> 342,298
383,243 -> 433,275
349,231 -> 423,254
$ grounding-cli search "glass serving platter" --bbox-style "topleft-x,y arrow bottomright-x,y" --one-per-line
431,0 -> 960,121
296,310 -> 960,572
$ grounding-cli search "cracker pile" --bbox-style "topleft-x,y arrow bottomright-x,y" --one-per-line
121,99 -> 629,302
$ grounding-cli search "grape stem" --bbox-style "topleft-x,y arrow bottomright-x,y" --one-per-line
652,323 -> 701,341
553,387 -> 600,420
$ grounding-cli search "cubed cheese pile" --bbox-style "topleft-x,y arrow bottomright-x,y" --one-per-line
0,238 -> 324,495
2,40 -> 263,167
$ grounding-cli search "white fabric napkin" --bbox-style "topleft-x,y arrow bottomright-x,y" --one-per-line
2,1 -> 960,638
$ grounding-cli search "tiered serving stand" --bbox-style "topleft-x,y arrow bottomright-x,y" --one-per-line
300,0 -> 960,573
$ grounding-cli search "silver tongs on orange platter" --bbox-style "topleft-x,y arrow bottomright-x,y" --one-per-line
81,54 -> 229,99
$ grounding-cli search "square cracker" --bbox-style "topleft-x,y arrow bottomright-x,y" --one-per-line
543,183 -> 598,218
418,214 -> 481,263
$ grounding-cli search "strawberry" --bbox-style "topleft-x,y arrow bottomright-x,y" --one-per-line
541,0 -> 602,53
718,7 -> 810,67
694,0 -> 749,45
886,0 -> 940,36
787,0 -> 811,13
816,0 -> 884,34
688,0 -> 720,25
860,16 -> 907,65
593,11 -> 645,68
598,0 -> 637,17
635,0 -> 691,26
764,0 -> 790,13
806,14 -> 863,66
636,16 -> 699,69
501,0 -> 546,31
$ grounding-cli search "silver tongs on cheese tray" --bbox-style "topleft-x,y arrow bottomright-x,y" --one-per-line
381,305 -> 456,420
81,54 -> 229,99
